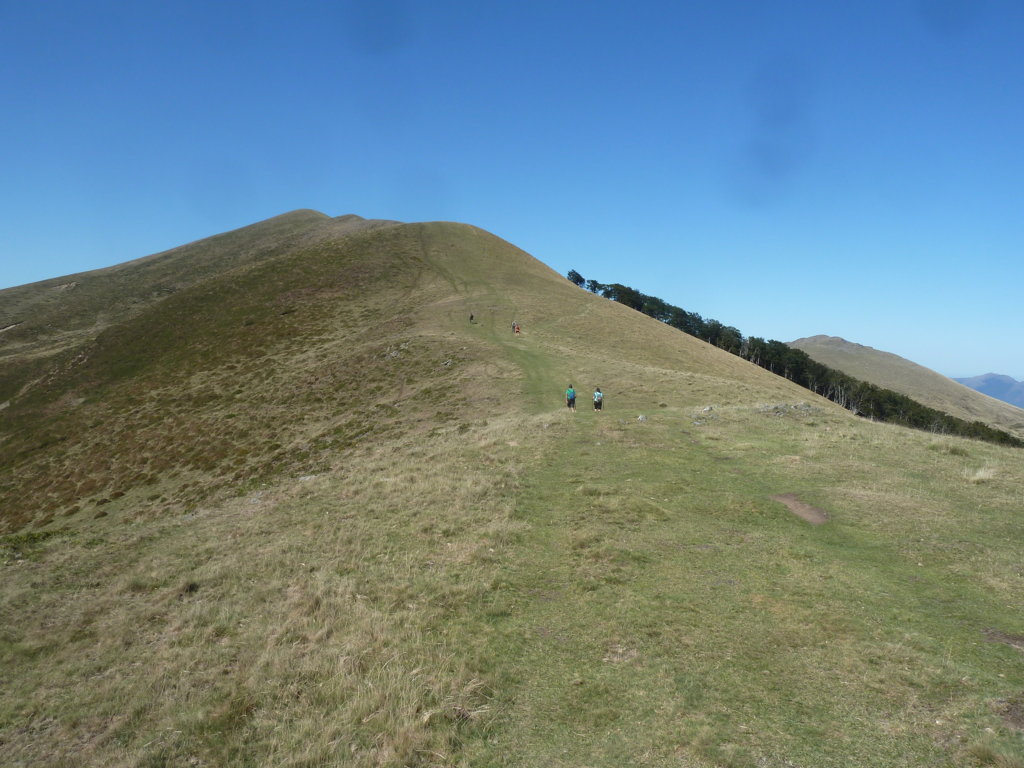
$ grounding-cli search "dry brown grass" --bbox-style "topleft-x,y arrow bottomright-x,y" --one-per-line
964,465 -> 998,484
1,410 -> 544,766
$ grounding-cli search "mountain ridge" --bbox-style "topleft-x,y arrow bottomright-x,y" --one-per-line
954,372 -> 1024,409
0,211 -> 402,377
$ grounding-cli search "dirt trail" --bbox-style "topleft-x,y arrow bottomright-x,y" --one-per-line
771,493 -> 829,524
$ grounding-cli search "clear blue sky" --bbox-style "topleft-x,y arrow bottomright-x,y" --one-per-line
2,1 -> 1022,378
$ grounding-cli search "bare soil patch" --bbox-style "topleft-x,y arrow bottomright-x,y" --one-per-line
997,697 -> 1024,731
771,493 -> 829,525
985,628 -> 1024,652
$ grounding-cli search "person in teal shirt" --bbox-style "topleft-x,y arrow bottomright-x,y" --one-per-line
565,385 -> 576,412
593,387 -> 603,411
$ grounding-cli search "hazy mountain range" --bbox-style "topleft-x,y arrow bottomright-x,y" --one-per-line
953,373 -> 1024,409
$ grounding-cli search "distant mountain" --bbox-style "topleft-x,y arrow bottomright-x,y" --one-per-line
788,335 -> 1024,439
954,373 -> 1024,409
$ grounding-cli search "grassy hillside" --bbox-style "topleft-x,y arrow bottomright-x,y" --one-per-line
789,335 -> 1024,439
2,216 -> 1023,767
0,211 -> 346,366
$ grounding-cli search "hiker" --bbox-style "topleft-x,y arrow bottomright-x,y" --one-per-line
514,322 -> 521,335
565,384 -> 576,412
469,313 -> 474,323
593,387 -> 603,411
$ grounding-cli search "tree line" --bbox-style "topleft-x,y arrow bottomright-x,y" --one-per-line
566,270 -> 1023,447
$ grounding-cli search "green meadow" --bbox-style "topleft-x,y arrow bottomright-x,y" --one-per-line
2,214 -> 1022,766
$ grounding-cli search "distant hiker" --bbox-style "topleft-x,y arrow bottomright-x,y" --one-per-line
514,322 -> 521,335
593,388 -> 603,411
469,313 -> 474,323
565,385 -> 577,412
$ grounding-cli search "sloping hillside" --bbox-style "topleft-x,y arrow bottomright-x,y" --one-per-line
789,335 -> 1024,439
0,212 -> 402,400
0,214 -> 808,534
0,211 -> 383,364
2,216 -> 1022,767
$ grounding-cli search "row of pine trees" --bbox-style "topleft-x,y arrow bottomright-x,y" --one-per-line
567,270 -> 1022,447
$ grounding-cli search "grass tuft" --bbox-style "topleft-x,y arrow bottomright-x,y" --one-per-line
965,465 -> 998,484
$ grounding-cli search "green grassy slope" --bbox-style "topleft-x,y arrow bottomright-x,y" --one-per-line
2,216 -> 1022,767
789,335 -> 1024,439
0,211 -> 399,416
1,211 -> 334,362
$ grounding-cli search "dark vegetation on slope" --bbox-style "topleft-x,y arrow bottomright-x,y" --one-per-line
566,270 -> 1023,448
0,217 -> 469,533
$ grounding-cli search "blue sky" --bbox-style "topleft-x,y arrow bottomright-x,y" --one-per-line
2,1 -> 1022,378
